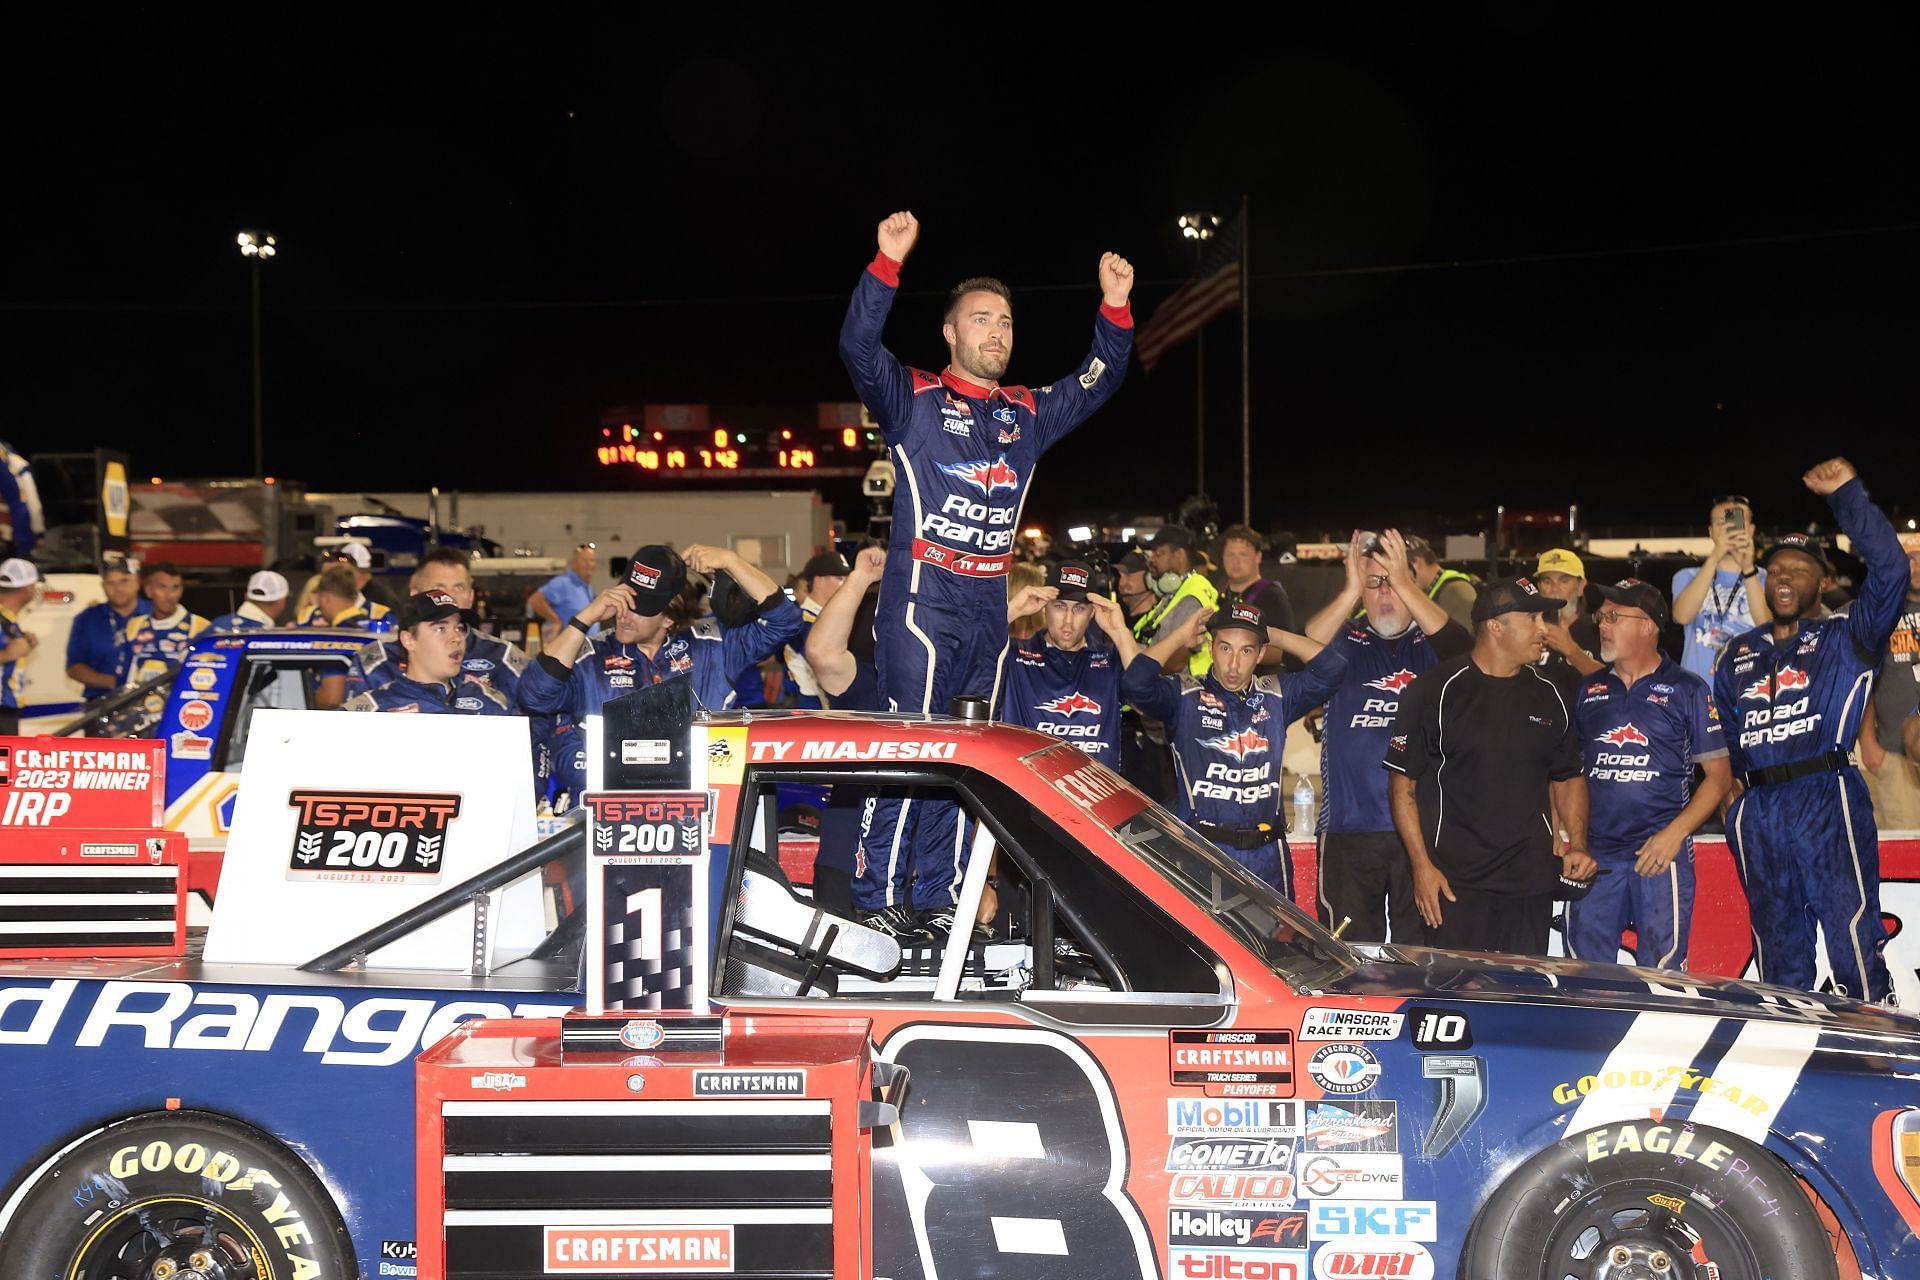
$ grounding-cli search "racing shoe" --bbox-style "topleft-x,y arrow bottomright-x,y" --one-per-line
859,904 -> 932,944
920,907 -> 993,948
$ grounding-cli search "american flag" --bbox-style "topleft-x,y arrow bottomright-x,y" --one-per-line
1135,213 -> 1243,372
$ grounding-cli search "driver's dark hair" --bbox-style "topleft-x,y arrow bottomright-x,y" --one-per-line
946,276 -> 1012,325
418,547 -> 473,574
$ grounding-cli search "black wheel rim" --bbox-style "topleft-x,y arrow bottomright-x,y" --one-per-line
67,1194 -> 266,1280
1540,1178 -> 1759,1280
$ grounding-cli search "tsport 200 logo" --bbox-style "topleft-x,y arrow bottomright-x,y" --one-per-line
285,789 -> 462,884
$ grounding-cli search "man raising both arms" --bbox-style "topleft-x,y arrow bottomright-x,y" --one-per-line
839,210 -> 1134,939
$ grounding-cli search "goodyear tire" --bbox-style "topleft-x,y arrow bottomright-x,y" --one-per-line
1462,1118 -> 1837,1280
0,1110 -> 355,1280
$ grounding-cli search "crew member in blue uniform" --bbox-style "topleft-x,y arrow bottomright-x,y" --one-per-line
519,543 -> 802,797
997,559 -> 1124,763
208,571 -> 291,631
0,558 -> 40,735
0,440 -> 43,558
1715,457 -> 1908,1000
1302,529 -> 1473,942
356,549 -> 529,705
1113,598 -> 1347,894
1568,579 -> 1731,969
342,591 -> 512,715
117,562 -> 211,713
66,557 -> 150,706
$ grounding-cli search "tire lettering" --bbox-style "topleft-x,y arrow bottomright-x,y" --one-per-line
100,1142 -> 327,1277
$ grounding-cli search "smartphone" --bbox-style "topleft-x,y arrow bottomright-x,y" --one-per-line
1724,507 -> 1746,530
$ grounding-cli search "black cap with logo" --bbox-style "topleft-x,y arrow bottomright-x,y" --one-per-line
1593,578 -> 1671,630
1208,598 -> 1267,638
398,589 -> 479,630
626,545 -> 689,615
1470,576 -> 1562,624
1763,532 -> 1830,574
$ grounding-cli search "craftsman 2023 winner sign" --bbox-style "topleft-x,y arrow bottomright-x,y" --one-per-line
584,791 -> 711,1014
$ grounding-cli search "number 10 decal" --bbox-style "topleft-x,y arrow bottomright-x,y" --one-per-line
871,1024 -> 1158,1280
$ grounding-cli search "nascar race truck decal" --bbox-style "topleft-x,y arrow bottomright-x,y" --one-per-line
3,709 -> 1919,1278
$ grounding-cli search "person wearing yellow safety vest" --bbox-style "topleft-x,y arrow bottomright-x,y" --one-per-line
1407,535 -> 1478,632
1133,524 -> 1219,676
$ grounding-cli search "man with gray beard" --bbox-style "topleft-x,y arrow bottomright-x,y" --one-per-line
1301,530 -> 1472,942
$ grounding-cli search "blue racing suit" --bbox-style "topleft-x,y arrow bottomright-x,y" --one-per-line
342,673 -> 513,714
66,598 -> 150,702
1568,655 -> 1726,968
520,601 -> 802,797
840,252 -> 1132,714
355,632 -> 528,706
1121,646 -> 1348,894
1714,476 -> 1907,1000
997,633 -> 1124,763
0,440 -> 42,558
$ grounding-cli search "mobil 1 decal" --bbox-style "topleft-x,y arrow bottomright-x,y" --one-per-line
285,789 -> 461,883
869,1023 -> 1157,1280
1300,1100 -> 1398,1153
1170,1028 -> 1294,1096
583,791 -> 710,1012
1168,1098 -> 1299,1136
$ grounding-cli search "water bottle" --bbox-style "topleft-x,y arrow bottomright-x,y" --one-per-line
1291,776 -> 1316,837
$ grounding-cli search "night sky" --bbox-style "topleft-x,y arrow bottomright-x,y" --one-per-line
4,17 -> 1915,538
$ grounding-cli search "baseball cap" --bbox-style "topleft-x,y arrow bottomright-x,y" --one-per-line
625,544 -> 689,615
1471,576 -> 1562,624
1554,866 -> 1598,902
1764,532 -> 1830,573
0,558 -> 39,589
1116,550 -> 1148,575
1592,578 -> 1670,630
1144,524 -> 1195,552
1045,559 -> 1097,601
707,571 -> 759,628
397,589 -> 478,630
102,555 -> 140,577
1535,548 -> 1585,579
332,543 -> 373,570
800,551 -> 851,581
1208,598 -> 1267,638
245,570 -> 290,602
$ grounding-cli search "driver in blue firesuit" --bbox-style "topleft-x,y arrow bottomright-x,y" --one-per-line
1111,597 -> 1347,895
1714,456 -> 1908,1001
519,543 -> 802,798
342,591 -> 512,714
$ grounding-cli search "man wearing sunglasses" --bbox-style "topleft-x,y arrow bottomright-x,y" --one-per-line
1567,580 -> 1731,969
1673,495 -> 1770,678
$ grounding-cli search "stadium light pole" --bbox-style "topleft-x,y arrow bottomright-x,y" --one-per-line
237,230 -> 277,480
1177,212 -> 1219,498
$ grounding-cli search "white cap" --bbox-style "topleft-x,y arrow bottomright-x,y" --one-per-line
334,543 -> 372,570
246,570 -> 290,602
0,558 -> 38,589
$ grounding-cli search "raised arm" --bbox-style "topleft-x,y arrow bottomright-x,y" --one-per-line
1305,532 -> 1367,643
1802,459 -> 1908,660
838,212 -> 922,441
1031,252 -> 1136,450
806,546 -> 883,698
1090,593 -> 1142,668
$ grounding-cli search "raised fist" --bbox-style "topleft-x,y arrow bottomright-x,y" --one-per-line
1802,457 -> 1858,496
877,211 -> 919,263
1099,251 -> 1134,306
853,545 -> 886,578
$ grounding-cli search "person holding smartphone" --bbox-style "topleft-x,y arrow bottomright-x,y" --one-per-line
1672,495 -> 1771,678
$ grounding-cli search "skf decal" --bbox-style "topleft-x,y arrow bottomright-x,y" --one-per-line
285,789 -> 462,883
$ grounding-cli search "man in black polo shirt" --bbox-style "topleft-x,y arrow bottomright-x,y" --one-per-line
1384,577 -> 1595,954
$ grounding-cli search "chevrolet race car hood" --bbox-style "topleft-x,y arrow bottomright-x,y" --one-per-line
1326,944 -> 1920,1037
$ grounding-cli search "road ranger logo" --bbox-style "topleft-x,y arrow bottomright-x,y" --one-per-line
1038,692 -> 1103,717
1363,670 -> 1416,694
938,453 -> 1020,497
1596,723 -> 1650,747
1741,665 -> 1810,701
1200,728 -> 1269,761
286,789 -> 462,882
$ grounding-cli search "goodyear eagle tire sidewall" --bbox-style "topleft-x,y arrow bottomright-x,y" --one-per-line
1462,1118 -> 1838,1280
0,1110 -> 355,1280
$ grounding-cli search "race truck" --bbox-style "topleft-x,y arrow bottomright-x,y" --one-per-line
4,697 -> 1920,1280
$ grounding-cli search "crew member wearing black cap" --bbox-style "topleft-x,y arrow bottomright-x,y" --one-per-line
1714,457 -> 1908,1000
785,549 -> 853,709
519,544 -> 802,797
998,559 -> 1124,763
1567,579 -> 1730,969
341,592 -> 512,714
1385,577 -> 1594,954
1134,524 -> 1220,677
1114,597 -> 1347,894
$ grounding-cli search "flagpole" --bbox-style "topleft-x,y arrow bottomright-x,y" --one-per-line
1195,326 -> 1206,495
1239,192 -> 1251,525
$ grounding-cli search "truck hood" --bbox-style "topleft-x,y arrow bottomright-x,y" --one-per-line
1324,944 -> 1920,1039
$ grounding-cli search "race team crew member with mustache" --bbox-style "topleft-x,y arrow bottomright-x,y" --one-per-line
839,210 -> 1133,940
1112,599 -> 1347,895
1302,529 -> 1472,943
1714,457 -> 1908,1001
1568,579 -> 1731,969
997,559 -> 1125,763
520,544 -> 802,798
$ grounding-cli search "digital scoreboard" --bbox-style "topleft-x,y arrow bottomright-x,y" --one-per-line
594,403 -> 876,480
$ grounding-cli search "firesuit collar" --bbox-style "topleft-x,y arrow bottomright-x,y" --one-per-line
940,367 -> 1001,399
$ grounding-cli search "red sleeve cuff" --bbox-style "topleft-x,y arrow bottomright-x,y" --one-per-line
868,251 -> 902,288
1099,301 -> 1133,329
